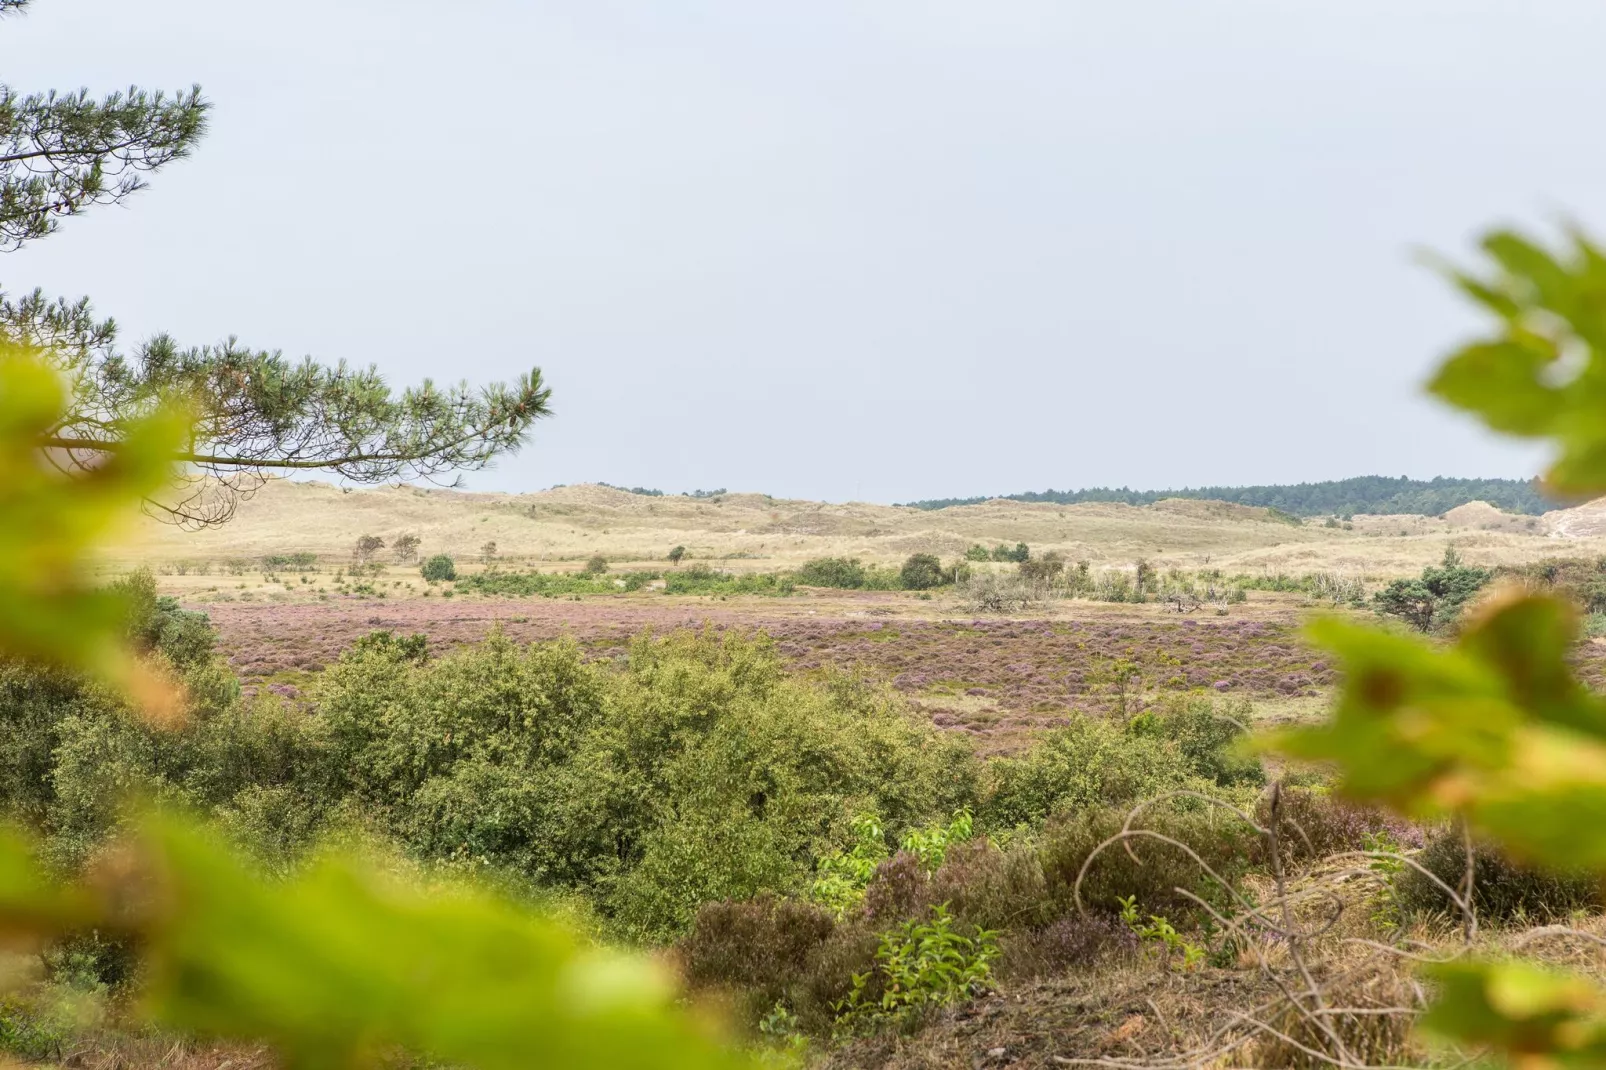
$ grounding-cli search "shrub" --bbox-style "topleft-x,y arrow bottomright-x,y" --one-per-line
998,912 -> 1136,979
795,557 -> 866,589
420,554 -> 457,581
834,904 -> 998,1027
1018,551 -> 1065,585
1036,806 -> 1260,926
898,554 -> 943,591
980,715 -> 1201,829
959,572 -> 1035,614
1372,546 -> 1491,632
1254,786 -> 1418,866
678,896 -> 836,1027
963,545 -> 991,563
990,543 -> 1029,563
583,554 -> 608,575
1133,695 -> 1265,788
667,545 -> 686,565
1396,829 -> 1602,924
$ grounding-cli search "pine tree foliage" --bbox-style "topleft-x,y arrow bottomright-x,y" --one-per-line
1,2 -> 553,526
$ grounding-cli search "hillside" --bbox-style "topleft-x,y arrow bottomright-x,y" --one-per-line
116,478 -> 1606,576
904,475 -> 1555,516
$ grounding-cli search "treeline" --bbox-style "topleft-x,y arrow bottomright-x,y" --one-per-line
902,475 -> 1556,517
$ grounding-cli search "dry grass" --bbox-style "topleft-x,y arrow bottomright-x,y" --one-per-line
111,479 -> 1606,578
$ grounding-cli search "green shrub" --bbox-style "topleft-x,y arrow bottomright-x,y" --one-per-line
420,554 -> 457,581
584,554 -> 609,575
898,554 -> 943,591
1396,829 -> 1602,925
667,545 -> 686,565
1036,806 -> 1259,927
1131,695 -> 1265,788
1372,546 -> 1491,632
963,545 -> 991,563
834,904 -> 998,1026
980,715 -> 1201,829
661,566 -> 794,597
795,557 -> 867,589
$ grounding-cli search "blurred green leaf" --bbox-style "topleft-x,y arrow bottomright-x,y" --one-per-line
133,816 -> 758,1070
1429,228 -> 1606,496
1267,592 -> 1606,869
1421,960 -> 1606,1066
0,343 -> 188,708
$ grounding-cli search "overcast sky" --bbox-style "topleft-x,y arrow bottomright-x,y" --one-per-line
5,1 -> 1598,503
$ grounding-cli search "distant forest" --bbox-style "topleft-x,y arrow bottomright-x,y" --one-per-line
900,476 -> 1558,517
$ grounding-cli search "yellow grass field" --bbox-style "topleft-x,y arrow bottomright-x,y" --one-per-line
116,477 -> 1606,579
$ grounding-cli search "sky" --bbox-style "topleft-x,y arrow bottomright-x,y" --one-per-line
5,0 -> 1600,503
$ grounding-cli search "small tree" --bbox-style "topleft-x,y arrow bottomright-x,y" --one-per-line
667,545 -> 686,566
900,553 -> 944,591
1134,558 -> 1155,598
1019,550 -> 1065,586
354,534 -> 385,566
392,533 -> 421,563
963,544 -> 991,563
480,540 -> 498,566
584,554 -> 608,576
420,554 -> 456,582
1373,546 -> 1491,632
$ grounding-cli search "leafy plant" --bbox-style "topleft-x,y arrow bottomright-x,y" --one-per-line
1116,896 -> 1204,972
1371,546 -> 1491,632
1263,225 -> 1606,1067
420,554 -> 457,582
898,553 -> 943,591
835,904 -> 998,1024
668,545 -> 686,566
584,554 -> 609,576
795,557 -> 866,589
810,813 -> 890,916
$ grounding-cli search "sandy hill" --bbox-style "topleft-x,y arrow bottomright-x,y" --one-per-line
110,482 -> 1606,577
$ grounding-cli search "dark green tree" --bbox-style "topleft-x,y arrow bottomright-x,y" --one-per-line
2,1 -> 553,527
1373,547 -> 1492,632
667,545 -> 686,566
899,553 -> 943,591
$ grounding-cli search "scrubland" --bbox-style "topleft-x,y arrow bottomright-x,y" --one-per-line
10,485 -> 1606,1069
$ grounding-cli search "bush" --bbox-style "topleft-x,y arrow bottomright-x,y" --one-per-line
1254,786 -> 1418,867
667,545 -> 686,565
898,553 -> 943,591
1396,829 -> 1602,924
963,545 -> 991,562
1036,806 -> 1260,926
998,912 -> 1137,979
960,572 -> 1035,614
795,557 -> 867,589
1372,546 -> 1491,632
1131,695 -> 1265,788
420,554 -> 457,582
678,896 -> 836,1028
583,554 -> 609,575
980,715 -> 1202,829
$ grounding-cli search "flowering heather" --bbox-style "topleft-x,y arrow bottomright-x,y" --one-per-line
196,597 -> 1358,744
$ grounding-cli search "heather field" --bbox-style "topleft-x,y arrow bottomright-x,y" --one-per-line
203,591 -> 1349,745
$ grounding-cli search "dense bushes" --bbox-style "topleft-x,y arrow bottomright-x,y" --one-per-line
795,557 -> 868,589
1396,829 -> 1603,924
899,553 -> 944,591
420,554 -> 457,581
980,716 -> 1204,828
